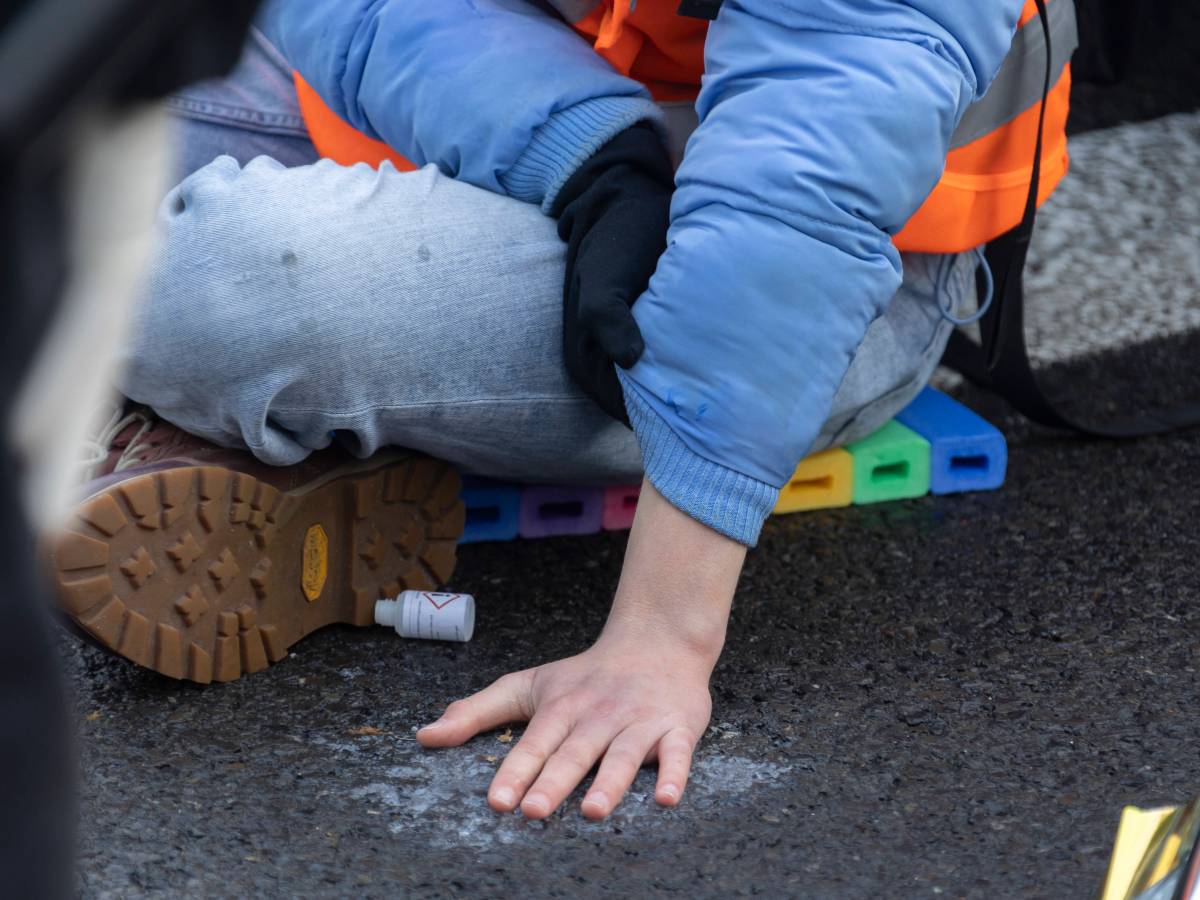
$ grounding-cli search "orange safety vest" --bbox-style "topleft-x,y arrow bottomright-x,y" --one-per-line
293,0 -> 1073,255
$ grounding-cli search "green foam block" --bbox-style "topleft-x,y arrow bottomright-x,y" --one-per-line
847,420 -> 931,505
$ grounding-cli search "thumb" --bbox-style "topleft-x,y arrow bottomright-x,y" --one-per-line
589,294 -> 646,369
417,671 -> 532,748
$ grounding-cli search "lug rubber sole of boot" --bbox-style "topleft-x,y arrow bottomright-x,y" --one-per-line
48,455 -> 464,684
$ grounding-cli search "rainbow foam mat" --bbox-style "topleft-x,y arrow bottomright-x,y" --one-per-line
459,387 -> 1006,543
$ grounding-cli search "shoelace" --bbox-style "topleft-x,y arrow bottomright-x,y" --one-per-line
79,404 -> 157,482
936,245 -> 995,327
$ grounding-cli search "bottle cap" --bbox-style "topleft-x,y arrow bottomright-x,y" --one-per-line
374,590 -> 475,642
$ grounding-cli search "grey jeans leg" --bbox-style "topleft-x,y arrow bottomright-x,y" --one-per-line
163,27 -> 319,180
814,252 -> 972,453
120,151 -> 972,484
121,156 -> 647,483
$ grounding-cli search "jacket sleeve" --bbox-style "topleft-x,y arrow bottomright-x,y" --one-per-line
257,0 -> 662,211
616,0 -> 1023,546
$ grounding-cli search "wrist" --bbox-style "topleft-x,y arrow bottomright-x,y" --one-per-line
598,478 -> 746,667
616,371 -> 779,546
503,97 -> 664,214
550,120 -> 673,217
599,596 -> 727,670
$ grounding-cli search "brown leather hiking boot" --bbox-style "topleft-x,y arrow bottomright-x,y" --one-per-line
49,406 -> 464,684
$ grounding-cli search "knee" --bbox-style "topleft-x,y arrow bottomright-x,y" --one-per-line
815,252 -> 968,449
156,154 -> 308,273
118,156 -> 306,410
146,154 -> 395,341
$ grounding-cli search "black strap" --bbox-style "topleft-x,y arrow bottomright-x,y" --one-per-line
677,0 -> 723,20
941,0 -> 1200,437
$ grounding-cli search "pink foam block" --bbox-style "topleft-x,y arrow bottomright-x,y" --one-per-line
518,485 -> 604,538
602,484 -> 641,531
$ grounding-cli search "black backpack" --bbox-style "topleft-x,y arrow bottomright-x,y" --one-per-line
941,0 -> 1200,437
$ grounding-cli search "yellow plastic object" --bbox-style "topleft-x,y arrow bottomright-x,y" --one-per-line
301,523 -> 328,602
773,448 -> 853,514
1101,805 -> 1180,900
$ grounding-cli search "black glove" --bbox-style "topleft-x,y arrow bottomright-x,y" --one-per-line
551,122 -> 674,424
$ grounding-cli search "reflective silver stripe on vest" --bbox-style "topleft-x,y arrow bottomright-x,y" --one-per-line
544,0 -> 603,23
949,0 -> 1078,149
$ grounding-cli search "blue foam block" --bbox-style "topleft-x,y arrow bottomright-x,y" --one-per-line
894,387 -> 1007,495
459,476 -> 521,544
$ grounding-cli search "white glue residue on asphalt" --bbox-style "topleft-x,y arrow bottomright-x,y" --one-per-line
350,783 -> 401,808
342,747 -> 792,850
691,755 -> 794,794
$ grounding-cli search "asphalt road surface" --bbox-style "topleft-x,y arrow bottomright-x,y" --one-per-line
63,107 -> 1200,895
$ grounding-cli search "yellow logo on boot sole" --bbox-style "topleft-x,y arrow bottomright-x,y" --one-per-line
301,524 -> 328,602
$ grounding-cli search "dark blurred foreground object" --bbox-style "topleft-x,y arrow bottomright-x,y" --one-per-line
0,1 -> 259,895
1069,0 -> 1200,132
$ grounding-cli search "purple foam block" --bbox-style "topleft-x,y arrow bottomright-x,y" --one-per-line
518,485 -> 604,538
602,484 -> 641,531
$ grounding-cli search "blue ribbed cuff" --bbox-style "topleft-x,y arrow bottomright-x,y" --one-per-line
618,371 -> 779,547
499,95 -> 664,213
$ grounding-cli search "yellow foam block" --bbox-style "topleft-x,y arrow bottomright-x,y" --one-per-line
774,448 -> 853,514
1101,805 -> 1178,900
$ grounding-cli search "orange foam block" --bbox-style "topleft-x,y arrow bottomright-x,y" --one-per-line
773,448 -> 854,514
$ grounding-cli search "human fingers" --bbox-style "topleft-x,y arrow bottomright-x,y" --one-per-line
581,724 -> 662,820
653,726 -> 698,807
416,671 -> 531,749
487,708 -> 573,813
520,720 -> 619,820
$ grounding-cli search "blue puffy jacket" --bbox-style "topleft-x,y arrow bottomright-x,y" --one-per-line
259,0 -> 1023,545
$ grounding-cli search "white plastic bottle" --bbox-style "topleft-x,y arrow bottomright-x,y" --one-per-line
374,590 -> 475,643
